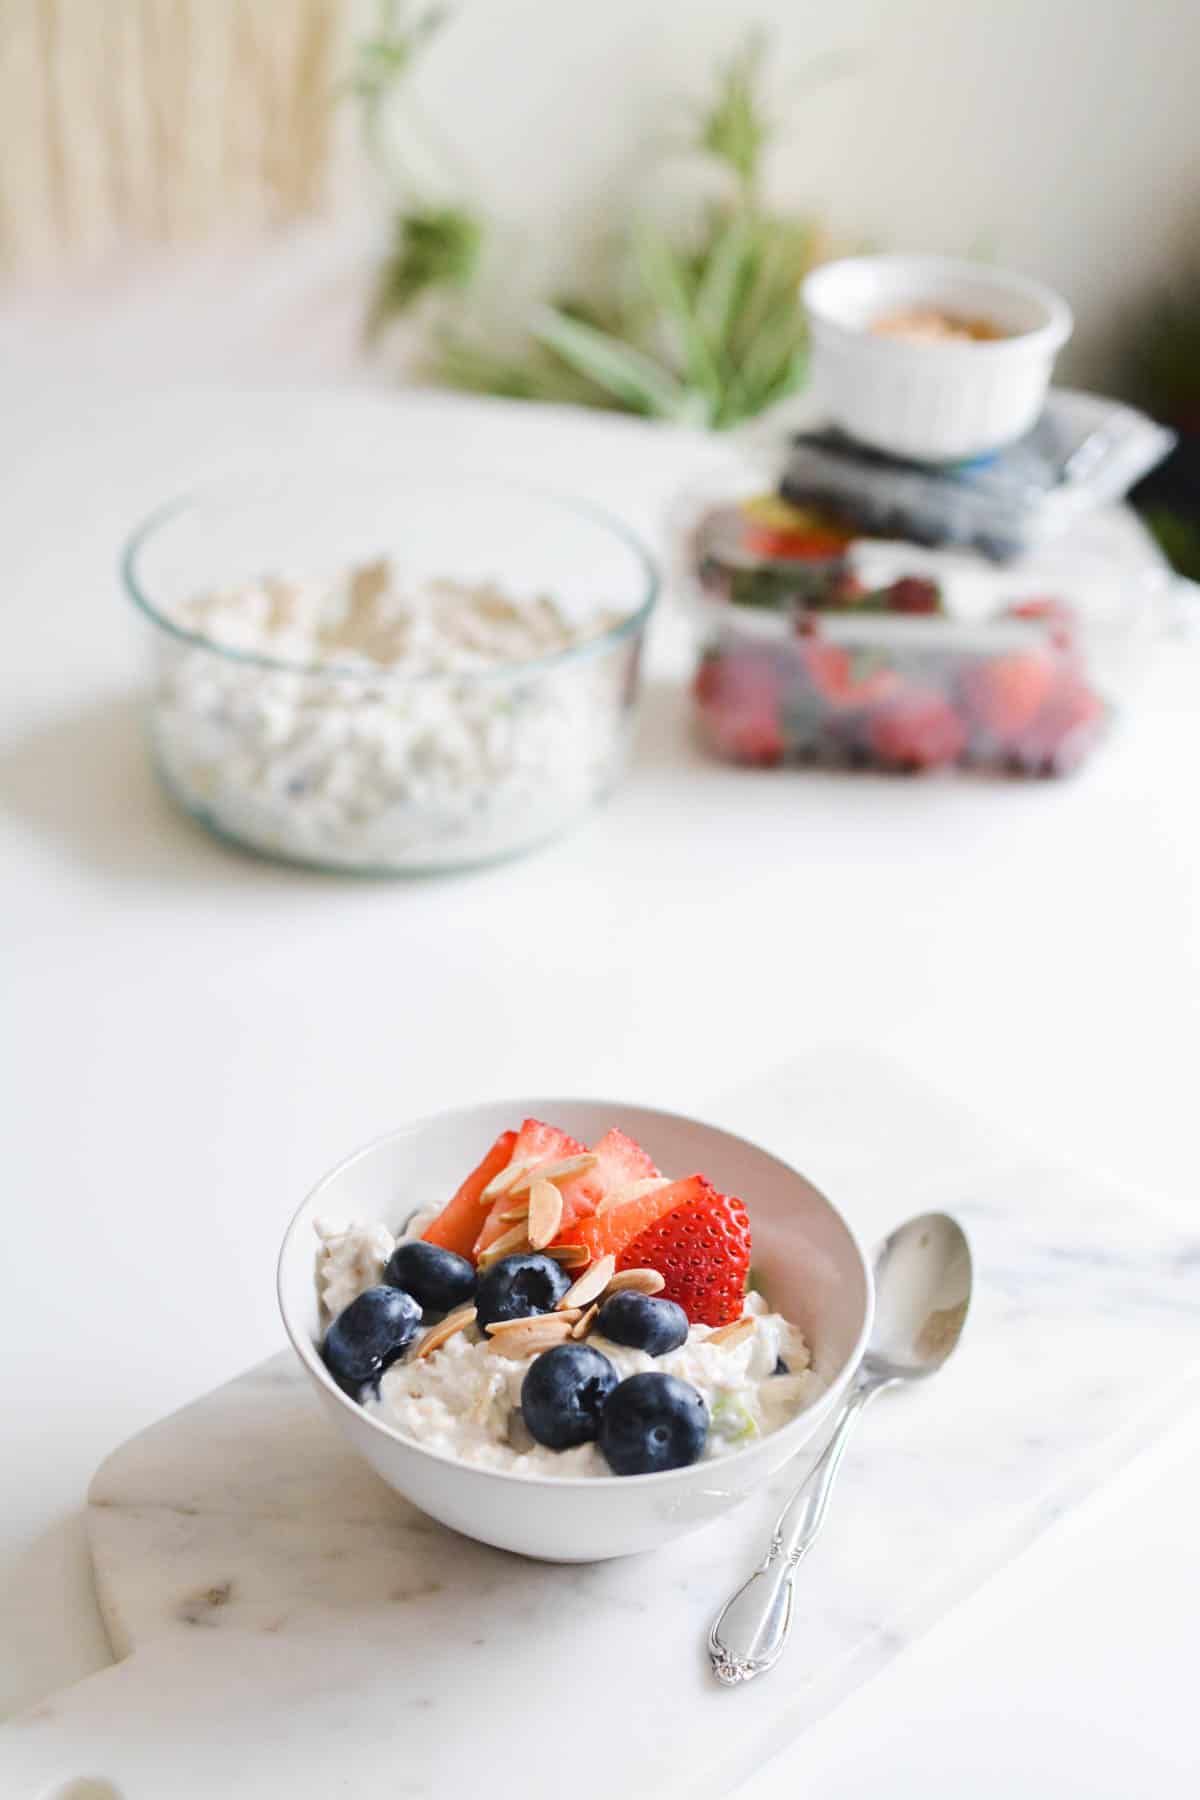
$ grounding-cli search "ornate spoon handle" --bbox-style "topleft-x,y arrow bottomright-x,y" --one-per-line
708,1379 -> 882,1686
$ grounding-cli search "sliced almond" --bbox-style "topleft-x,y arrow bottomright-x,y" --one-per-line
479,1157 -> 537,1205
543,1243 -> 591,1269
476,1222 -> 531,1268
485,1317 -> 574,1359
413,1305 -> 476,1359
571,1303 -> 599,1340
707,1316 -> 755,1350
594,1177 -> 671,1216
603,1267 -> 666,1297
496,1201 -> 531,1224
527,1178 -> 564,1251
559,1252 -> 616,1311
505,1153 -> 599,1199
485,1307 -> 582,1334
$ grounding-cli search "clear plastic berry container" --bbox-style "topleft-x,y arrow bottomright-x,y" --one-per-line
679,472 -> 1167,777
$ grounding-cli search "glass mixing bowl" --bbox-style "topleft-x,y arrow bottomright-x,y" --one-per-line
122,469 -> 658,873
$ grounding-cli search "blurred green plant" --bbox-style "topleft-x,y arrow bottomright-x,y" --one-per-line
367,205 -> 482,338
1123,265 -> 1200,579
358,11 -> 846,428
1126,269 -> 1200,434
1141,506 -> 1200,581
354,3 -> 484,339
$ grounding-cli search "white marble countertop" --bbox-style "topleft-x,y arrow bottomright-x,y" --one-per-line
2,240 -> 1199,1795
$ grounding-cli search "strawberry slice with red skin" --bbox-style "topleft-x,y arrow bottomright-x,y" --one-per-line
555,1174 -> 713,1265
1004,596 -> 1079,651
619,1187 -> 752,1328
557,1127 -> 661,1223
960,649 -> 1058,744
708,707 -> 786,766
866,685 -> 967,772
473,1119 -> 586,1256
1013,670 -> 1106,775
421,1130 -> 517,1261
797,637 -> 854,702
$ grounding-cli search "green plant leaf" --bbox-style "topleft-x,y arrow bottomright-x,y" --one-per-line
631,224 -> 722,411
695,213 -> 760,359
532,306 -> 694,420
1141,505 -> 1200,581
433,332 -> 616,407
700,29 -> 770,192
347,2 -> 450,101
726,216 -> 814,357
366,205 -> 483,336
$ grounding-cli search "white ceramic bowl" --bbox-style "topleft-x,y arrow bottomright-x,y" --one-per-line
802,254 -> 1073,464
278,1099 -> 873,1562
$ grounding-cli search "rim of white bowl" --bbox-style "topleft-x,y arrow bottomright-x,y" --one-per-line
121,468 -> 660,685
278,1097 -> 875,1492
802,253 -> 1074,356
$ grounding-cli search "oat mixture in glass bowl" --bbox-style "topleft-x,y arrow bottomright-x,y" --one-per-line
122,469 -> 658,873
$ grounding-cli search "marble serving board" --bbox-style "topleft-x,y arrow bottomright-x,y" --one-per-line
4,1049 -> 1198,1800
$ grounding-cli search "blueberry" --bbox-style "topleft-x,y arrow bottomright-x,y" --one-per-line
384,1240 -> 475,1313
321,1285 -> 422,1398
595,1292 -> 688,1357
773,1356 -> 790,1376
521,1344 -> 619,1450
474,1253 -> 571,1329
598,1372 -> 709,1476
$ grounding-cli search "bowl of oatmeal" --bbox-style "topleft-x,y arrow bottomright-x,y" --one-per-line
122,469 -> 658,872
278,1099 -> 873,1561
802,254 -> 1073,463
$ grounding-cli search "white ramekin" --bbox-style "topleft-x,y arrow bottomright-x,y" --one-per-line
802,254 -> 1073,464
279,1098 -> 873,1562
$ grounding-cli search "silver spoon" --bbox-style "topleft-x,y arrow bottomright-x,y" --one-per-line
708,1211 -> 972,1686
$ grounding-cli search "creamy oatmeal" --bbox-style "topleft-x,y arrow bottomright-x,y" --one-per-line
316,1207 -> 813,1479
366,1290 -> 812,1477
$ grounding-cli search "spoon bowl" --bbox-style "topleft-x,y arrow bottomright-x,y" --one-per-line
862,1212 -> 972,1384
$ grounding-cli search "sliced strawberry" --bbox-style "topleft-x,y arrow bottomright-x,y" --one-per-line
1013,670 -> 1106,775
557,1127 -> 661,1224
866,685 -> 967,772
797,634 -> 901,713
797,636 -> 854,701
421,1130 -> 517,1260
473,1118 -> 586,1256
707,705 -> 786,767
620,1187 -> 752,1327
744,522 -> 854,561
843,666 -> 903,709
739,496 -> 854,562
1004,596 -> 1079,651
693,645 -> 783,715
556,1174 -> 713,1265
960,649 -> 1058,744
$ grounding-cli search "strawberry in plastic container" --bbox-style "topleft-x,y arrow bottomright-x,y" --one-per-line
693,643 -> 787,766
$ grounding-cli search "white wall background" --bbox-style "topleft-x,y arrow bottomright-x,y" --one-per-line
376,0 -> 1200,387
